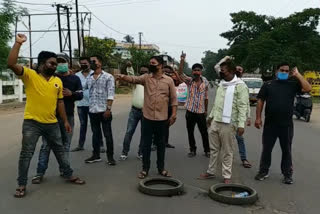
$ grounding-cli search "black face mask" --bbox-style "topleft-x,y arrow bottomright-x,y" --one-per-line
43,67 -> 56,76
81,64 -> 89,70
90,62 -> 97,71
236,71 -> 242,78
193,74 -> 200,79
219,72 -> 226,80
149,64 -> 158,73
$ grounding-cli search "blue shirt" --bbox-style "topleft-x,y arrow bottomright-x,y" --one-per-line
76,70 -> 93,107
84,71 -> 115,113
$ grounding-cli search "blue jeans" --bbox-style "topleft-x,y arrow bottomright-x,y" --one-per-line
236,134 -> 247,161
36,115 -> 74,176
77,106 -> 89,148
122,106 -> 143,155
18,120 -> 73,186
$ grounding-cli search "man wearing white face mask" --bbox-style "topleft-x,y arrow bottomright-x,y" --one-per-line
32,53 -> 83,184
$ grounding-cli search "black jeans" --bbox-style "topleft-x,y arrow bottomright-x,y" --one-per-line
89,112 -> 114,159
18,120 -> 73,186
259,125 -> 294,176
142,117 -> 167,173
77,106 -> 89,148
185,110 -> 210,153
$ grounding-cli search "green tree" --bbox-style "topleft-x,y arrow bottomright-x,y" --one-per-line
123,35 -> 134,44
0,0 -> 23,72
128,47 -> 156,74
201,49 -> 228,80
75,36 -> 116,67
221,8 -> 320,72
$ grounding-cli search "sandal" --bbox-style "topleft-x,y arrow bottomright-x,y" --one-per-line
138,171 -> 148,179
32,175 -> 43,184
14,187 -> 26,198
198,173 -> 216,180
66,176 -> 86,185
242,160 -> 252,168
159,170 -> 172,177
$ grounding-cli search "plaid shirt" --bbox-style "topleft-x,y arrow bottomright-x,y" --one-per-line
84,71 -> 115,113
181,74 -> 209,114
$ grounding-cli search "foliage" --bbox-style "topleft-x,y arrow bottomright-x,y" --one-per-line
123,35 -> 134,44
0,0 -> 24,72
220,8 -> 320,72
201,49 -> 228,80
128,47 -> 157,74
74,36 -> 116,67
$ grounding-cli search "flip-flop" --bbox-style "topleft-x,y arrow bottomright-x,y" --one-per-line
66,177 -> 86,185
14,187 -> 26,198
138,171 -> 148,179
198,173 -> 216,180
159,170 -> 172,177
242,160 -> 252,168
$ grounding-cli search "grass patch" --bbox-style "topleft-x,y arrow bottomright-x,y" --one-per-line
115,86 -> 132,94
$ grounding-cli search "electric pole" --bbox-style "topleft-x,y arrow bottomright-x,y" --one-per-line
139,32 -> 142,50
75,0 -> 81,56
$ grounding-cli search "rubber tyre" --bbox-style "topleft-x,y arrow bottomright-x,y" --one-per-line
138,177 -> 184,196
208,183 -> 258,205
306,114 -> 310,122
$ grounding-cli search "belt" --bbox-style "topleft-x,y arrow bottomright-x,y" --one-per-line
132,106 -> 142,111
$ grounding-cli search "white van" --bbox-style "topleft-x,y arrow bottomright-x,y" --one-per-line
242,77 -> 263,105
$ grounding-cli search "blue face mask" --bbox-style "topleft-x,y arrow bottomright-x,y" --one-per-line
277,72 -> 289,80
56,63 -> 69,73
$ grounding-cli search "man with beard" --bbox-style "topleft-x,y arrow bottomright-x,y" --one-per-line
255,63 -> 311,184
178,53 -> 210,158
119,65 -> 149,161
200,58 -> 249,184
33,53 -> 83,183
116,56 -> 178,179
72,57 -> 94,152
8,34 -> 85,198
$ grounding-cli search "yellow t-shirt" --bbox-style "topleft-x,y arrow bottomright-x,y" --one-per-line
19,67 -> 63,123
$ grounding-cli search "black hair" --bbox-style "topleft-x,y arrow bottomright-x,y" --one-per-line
140,65 -> 149,68
163,65 -> 173,71
90,55 -> 103,63
37,51 -> 57,66
220,59 -> 236,73
192,63 -> 203,70
276,62 -> 290,70
150,55 -> 164,65
79,56 -> 90,63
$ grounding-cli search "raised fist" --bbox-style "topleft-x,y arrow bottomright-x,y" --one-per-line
16,34 -> 27,44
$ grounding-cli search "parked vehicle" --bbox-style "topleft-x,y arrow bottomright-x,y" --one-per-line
294,93 -> 313,122
242,78 -> 263,105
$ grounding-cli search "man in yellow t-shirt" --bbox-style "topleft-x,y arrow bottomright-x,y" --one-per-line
7,34 -> 85,198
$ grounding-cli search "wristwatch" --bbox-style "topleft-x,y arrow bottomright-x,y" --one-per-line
107,105 -> 112,110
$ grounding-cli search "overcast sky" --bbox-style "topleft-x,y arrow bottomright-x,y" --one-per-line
4,0 -> 320,65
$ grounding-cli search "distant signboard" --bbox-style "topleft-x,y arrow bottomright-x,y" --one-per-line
176,82 -> 188,104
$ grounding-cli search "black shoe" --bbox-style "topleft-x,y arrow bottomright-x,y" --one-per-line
85,156 -> 102,164
204,152 -> 210,158
166,144 -> 175,148
188,152 -> 196,158
282,176 -> 293,184
107,158 -> 116,166
71,147 -> 84,152
255,172 -> 269,181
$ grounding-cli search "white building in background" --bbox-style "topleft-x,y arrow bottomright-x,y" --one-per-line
112,42 -> 160,59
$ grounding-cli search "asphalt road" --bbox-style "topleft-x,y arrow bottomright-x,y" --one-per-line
0,92 -> 319,214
